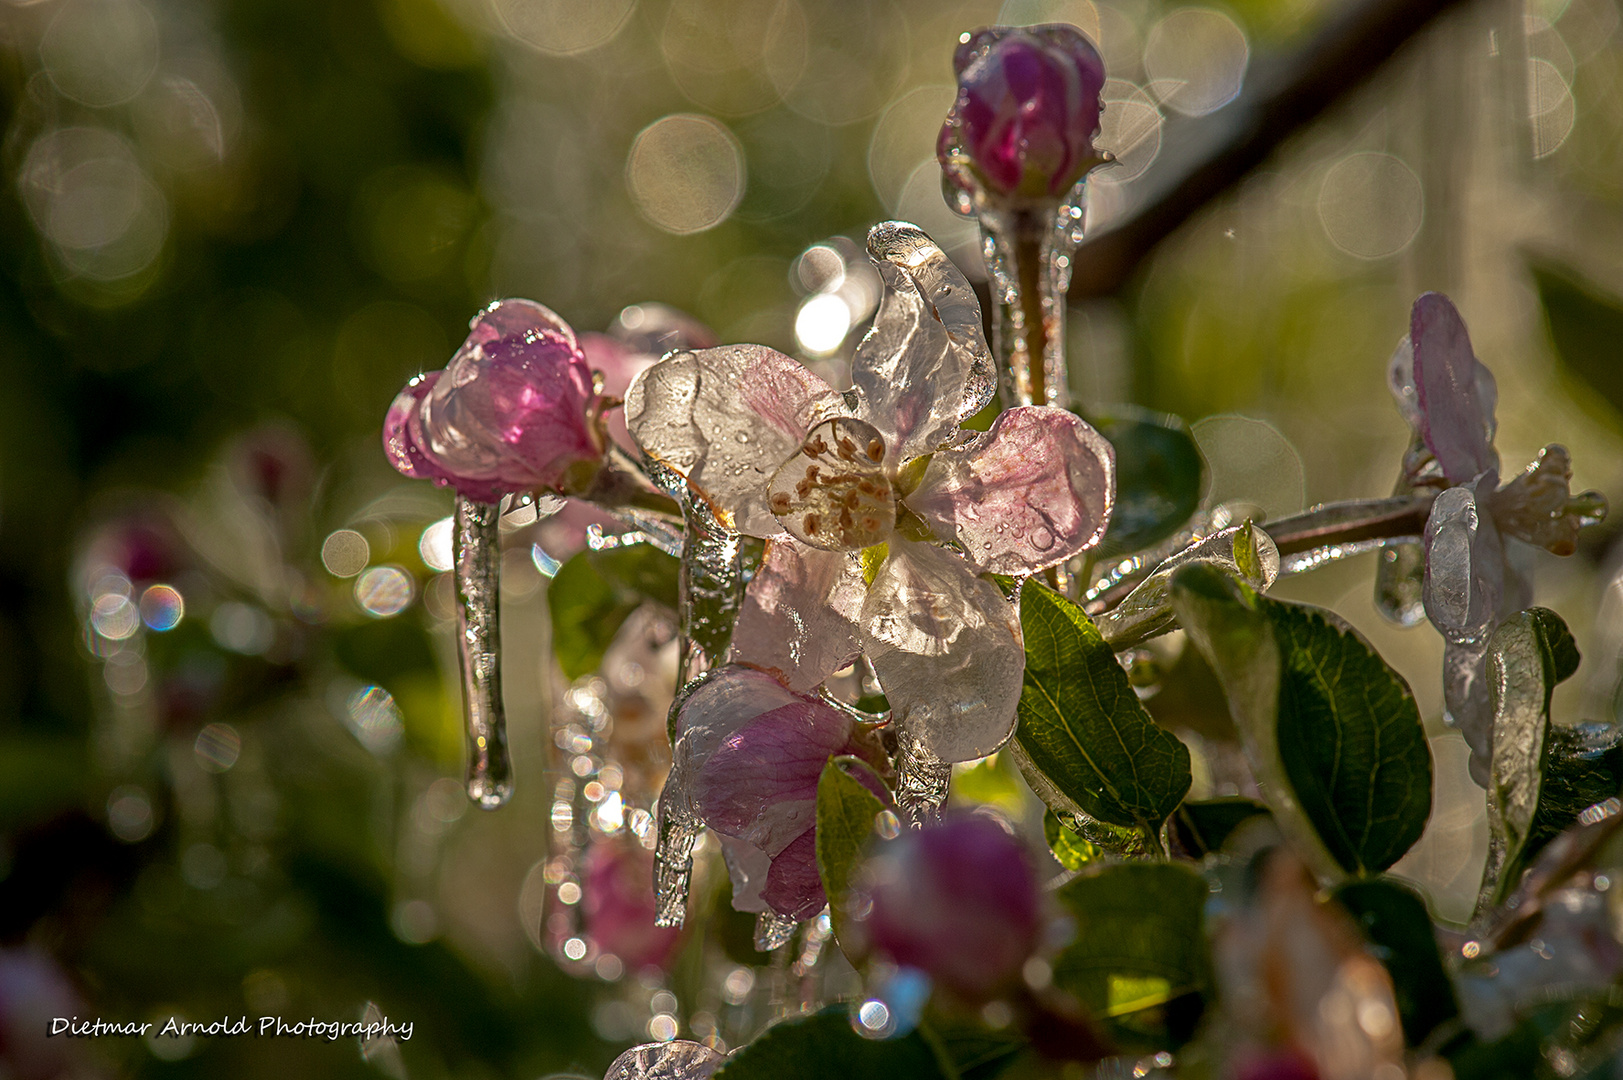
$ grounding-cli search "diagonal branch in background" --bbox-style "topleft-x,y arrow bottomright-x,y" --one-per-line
1071,0 -> 1476,298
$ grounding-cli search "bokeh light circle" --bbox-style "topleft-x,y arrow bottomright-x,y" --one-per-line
1190,414 -> 1306,522
321,529 -> 370,577
867,84 -> 955,213
419,517 -> 454,573
194,722 -> 242,773
494,0 -> 637,56
40,0 -> 161,108
138,584 -> 184,630
626,114 -> 746,235
1143,7 -> 1249,118
356,565 -> 414,618
1317,152 -> 1424,260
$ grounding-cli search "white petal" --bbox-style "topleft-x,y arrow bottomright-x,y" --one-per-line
850,222 -> 995,466
625,344 -> 845,536
861,540 -> 1024,763
730,541 -> 864,692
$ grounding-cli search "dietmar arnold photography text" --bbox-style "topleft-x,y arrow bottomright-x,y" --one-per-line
48,1015 -> 415,1042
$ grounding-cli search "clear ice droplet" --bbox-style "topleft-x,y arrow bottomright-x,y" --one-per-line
455,497 -> 512,809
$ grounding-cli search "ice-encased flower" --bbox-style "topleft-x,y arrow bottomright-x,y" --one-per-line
626,222 -> 1115,764
937,24 -> 1108,206
847,813 -> 1040,1001
1389,292 -> 1606,782
664,665 -> 889,921
384,298 -> 605,503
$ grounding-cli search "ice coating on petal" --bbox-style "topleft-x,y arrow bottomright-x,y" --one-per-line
760,828 -> 826,921
719,833 -> 773,914
467,296 -> 575,348
861,540 -> 1024,763
1422,480 -> 1505,646
382,372 -> 440,480
854,814 -> 1040,1000
850,222 -> 995,465
1490,444 -> 1608,556
1444,639 -> 1494,787
909,406 -> 1114,575
603,1040 -> 724,1080
729,541 -> 864,692
626,344 -> 845,536
1410,293 -> 1498,484
1385,335 -> 1421,429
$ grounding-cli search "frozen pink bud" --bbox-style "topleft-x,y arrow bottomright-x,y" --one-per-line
1409,292 -> 1498,485
574,836 -> 684,974
382,299 -> 604,503
938,24 -> 1108,205
853,813 -> 1040,1001
669,666 -> 888,922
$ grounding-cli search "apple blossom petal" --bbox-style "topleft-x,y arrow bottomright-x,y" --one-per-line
1489,444 -> 1609,556
908,406 -> 1114,575
382,372 -> 440,481
850,222 -> 996,466
719,834 -> 773,914
760,829 -> 827,921
1410,292 -> 1499,484
625,345 -> 845,536
861,540 -> 1024,763
674,666 -> 854,857
730,541 -> 864,693
466,296 -> 575,348
581,333 -> 652,453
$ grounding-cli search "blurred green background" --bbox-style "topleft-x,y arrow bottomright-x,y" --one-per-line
3,0 -> 1623,1076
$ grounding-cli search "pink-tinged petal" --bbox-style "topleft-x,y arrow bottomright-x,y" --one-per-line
467,296 -> 575,349
909,406 -> 1114,575
761,829 -> 827,921
1489,444 -> 1609,556
625,345 -> 845,536
850,223 -> 995,466
853,814 -> 1040,1000
862,540 -> 1024,763
730,541 -> 864,692
607,301 -> 717,357
1411,293 -> 1499,484
581,333 -> 652,453
383,372 -> 441,481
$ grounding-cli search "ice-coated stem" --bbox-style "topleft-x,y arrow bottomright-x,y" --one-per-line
979,193 -> 1087,410
455,496 -> 511,810
894,734 -> 952,824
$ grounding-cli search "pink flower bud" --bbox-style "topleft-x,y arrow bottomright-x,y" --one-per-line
853,813 -> 1041,1001
383,299 -> 604,503
938,25 -> 1108,206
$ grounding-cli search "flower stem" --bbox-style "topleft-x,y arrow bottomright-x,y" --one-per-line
980,196 -> 1087,410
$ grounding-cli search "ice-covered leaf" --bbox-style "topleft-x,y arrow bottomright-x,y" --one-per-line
1170,564 -> 1432,879
1090,407 -> 1204,558
1044,808 -> 1104,870
605,1040 -> 725,1080
1051,862 -> 1212,1050
1013,581 -> 1192,840
713,1007 -> 949,1080
1334,878 -> 1459,1046
1170,797 -> 1270,858
1093,523 -> 1279,650
547,545 -> 680,680
815,756 -> 886,950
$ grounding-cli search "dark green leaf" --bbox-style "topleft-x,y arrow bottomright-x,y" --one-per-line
1531,260 -> 1623,423
1044,808 -> 1104,871
1014,581 -> 1192,840
715,1007 -> 949,1080
1334,878 -> 1459,1045
546,545 -> 680,680
918,1016 -> 1025,1080
816,756 -> 886,949
1170,564 -> 1432,878
1090,406 -> 1205,558
1051,862 -> 1211,1050
1171,798 -> 1270,858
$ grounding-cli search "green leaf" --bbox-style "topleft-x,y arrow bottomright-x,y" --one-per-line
715,1007 -> 949,1080
1091,407 -> 1205,559
815,756 -> 886,949
1531,260 -> 1623,423
1170,564 -> 1432,879
1013,581 -> 1192,843
1044,809 -> 1104,871
1051,862 -> 1211,1050
1171,797 -> 1270,858
1334,878 -> 1459,1045
546,544 -> 679,680
917,1016 -> 1025,1080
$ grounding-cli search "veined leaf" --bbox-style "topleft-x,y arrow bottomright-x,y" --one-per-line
815,756 -> 886,950
1014,581 -> 1192,843
1170,564 -> 1432,880
1091,407 -> 1204,558
714,1007 -> 948,1080
1335,878 -> 1459,1045
1051,862 -> 1211,1050
547,544 -> 679,680
1171,797 -> 1270,858
1045,809 -> 1105,871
